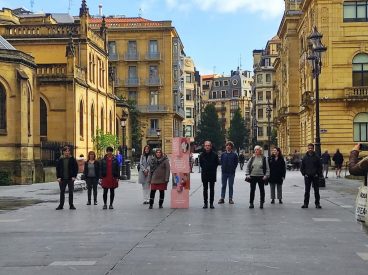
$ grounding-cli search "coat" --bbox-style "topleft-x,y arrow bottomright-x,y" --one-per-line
268,156 -> 286,184
199,150 -> 219,182
221,151 -> 238,174
300,152 -> 322,177
56,156 -> 78,180
83,160 -> 100,179
149,156 -> 170,185
332,152 -> 344,166
100,155 -> 120,178
138,154 -> 153,185
349,150 -> 368,186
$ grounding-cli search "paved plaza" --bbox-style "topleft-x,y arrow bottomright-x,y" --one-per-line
0,167 -> 368,275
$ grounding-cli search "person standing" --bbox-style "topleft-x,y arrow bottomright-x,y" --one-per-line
116,150 -> 123,178
199,141 -> 220,209
83,151 -> 100,205
55,146 -> 78,210
148,149 -> 170,209
300,143 -> 323,209
238,152 -> 245,170
76,154 -> 85,174
292,150 -> 301,170
100,147 -> 120,210
332,149 -> 344,178
245,145 -> 270,209
218,141 -> 238,204
138,145 -> 153,204
268,147 -> 286,204
321,150 -> 331,178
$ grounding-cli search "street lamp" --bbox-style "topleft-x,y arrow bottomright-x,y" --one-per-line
252,118 -> 258,149
307,26 -> 327,158
156,128 -> 161,149
120,114 -> 128,180
266,99 -> 272,157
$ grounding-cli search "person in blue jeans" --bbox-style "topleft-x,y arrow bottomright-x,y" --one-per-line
218,141 -> 238,204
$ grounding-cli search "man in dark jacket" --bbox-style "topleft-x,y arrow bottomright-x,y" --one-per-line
56,146 -> 78,210
300,143 -> 323,209
199,140 -> 220,209
321,150 -> 331,178
218,141 -> 238,204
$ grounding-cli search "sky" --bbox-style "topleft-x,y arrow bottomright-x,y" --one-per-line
0,0 -> 285,75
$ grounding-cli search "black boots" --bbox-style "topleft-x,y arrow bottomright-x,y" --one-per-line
159,199 -> 164,209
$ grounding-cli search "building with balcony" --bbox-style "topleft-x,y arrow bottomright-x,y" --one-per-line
90,15 -> 186,153
0,1 -> 117,183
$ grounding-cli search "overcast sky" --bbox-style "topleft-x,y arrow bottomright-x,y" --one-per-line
0,0 -> 284,75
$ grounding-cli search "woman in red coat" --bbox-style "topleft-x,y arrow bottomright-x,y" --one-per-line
100,147 -> 120,209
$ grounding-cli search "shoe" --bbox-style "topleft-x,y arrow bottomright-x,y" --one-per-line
316,204 -> 322,209
69,205 -> 76,210
103,205 -> 107,210
203,204 -> 208,209
249,203 -> 254,209
159,205 -> 163,209
149,205 -> 153,209
229,199 -> 234,204
325,176 -> 328,179
210,204 -> 215,209
260,203 -> 264,209
301,205 -> 308,209
86,201 -> 91,205
218,198 -> 225,204
143,201 -> 148,205
279,199 -> 283,204
94,201 -> 98,205
271,199 -> 275,204
55,206 -> 63,210
109,205 -> 114,209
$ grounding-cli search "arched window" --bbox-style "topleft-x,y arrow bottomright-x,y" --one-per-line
91,104 -> 95,137
100,107 -> 104,132
109,110 -> 112,133
354,113 -> 368,142
40,98 -> 47,137
0,85 -> 6,130
79,100 -> 84,137
27,88 -> 31,136
353,53 -> 368,86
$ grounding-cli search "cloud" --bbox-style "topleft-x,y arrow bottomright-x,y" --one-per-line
165,0 -> 284,18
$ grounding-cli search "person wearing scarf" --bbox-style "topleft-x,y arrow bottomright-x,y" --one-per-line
138,145 -> 153,204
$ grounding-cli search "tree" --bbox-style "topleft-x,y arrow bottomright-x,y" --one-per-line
195,104 -> 225,150
92,129 -> 120,159
228,108 -> 248,151
126,99 -> 143,160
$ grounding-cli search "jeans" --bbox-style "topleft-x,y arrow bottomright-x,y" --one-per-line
59,179 -> 74,207
221,173 -> 235,199
203,181 -> 215,205
323,164 -> 329,178
249,176 -> 265,203
304,175 -> 320,206
86,177 -> 98,203
270,182 -> 282,200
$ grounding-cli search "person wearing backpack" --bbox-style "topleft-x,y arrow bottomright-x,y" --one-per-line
245,145 -> 270,209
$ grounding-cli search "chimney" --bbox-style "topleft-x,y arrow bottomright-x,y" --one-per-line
99,4 -> 103,16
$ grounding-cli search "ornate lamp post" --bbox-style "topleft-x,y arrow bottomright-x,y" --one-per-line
120,114 -> 128,180
266,99 -> 272,157
156,128 -> 161,149
307,26 -> 327,158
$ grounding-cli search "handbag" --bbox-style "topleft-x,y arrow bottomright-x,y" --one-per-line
137,163 -> 140,171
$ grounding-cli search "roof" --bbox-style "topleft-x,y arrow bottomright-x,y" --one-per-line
89,17 -> 164,26
51,13 -> 75,23
0,35 -> 16,50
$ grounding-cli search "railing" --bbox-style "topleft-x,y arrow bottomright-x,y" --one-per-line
37,64 -> 67,77
136,105 -> 169,113
173,105 -> 185,118
40,141 -> 74,167
146,52 -> 161,60
5,24 -> 80,38
145,77 -> 162,86
124,52 -> 139,61
345,86 -> 368,99
124,77 -> 140,86
75,67 -> 86,81
147,129 -> 159,137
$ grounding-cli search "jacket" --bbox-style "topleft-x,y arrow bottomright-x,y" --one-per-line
100,155 -> 120,178
332,152 -> 344,165
246,156 -> 270,177
149,156 -> 170,184
83,160 -> 100,178
199,150 -> 220,182
138,154 -> 153,185
221,151 -> 238,174
349,150 -> 368,186
300,152 -> 322,177
268,156 -> 286,184
56,156 -> 78,180
321,153 -> 331,165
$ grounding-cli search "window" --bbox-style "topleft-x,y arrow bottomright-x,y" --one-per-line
215,81 -> 220,87
258,91 -> 263,101
266,91 -> 271,100
230,100 -> 239,110
354,113 -> 368,141
232,89 -> 239,98
150,119 -> 158,130
91,104 -> 95,137
344,1 -> 368,22
264,58 -> 270,67
128,41 -> 137,54
266,74 -> 271,83
109,110 -> 112,133
223,80 -> 229,86
186,89 -> 193,101
221,90 -> 226,98
186,73 -> 193,83
27,88 -> 31,136
108,41 -> 117,55
149,65 -> 158,80
353,53 -> 368,86
257,74 -> 263,84
258,108 -> 264,119
184,125 -> 192,137
149,40 -> 158,53
232,79 -> 238,85
150,91 -> 158,105
258,126 -> 264,137
40,98 -> 47,137
211,91 -> 217,99
185,107 -> 193,118
79,100 -> 84,137
128,91 -> 137,102
100,108 -> 104,132
116,118 -> 120,139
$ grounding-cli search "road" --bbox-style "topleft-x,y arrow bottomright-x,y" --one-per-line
0,167 -> 367,275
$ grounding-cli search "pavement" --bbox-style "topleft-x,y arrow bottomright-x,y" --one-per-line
0,166 -> 368,275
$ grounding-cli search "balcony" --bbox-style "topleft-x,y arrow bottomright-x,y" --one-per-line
301,91 -> 313,107
136,105 -> 169,113
124,52 -> 139,61
146,52 -> 161,61
147,129 -> 160,137
124,77 -> 140,87
345,87 -> 368,101
173,105 -> 185,118
145,77 -> 162,87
